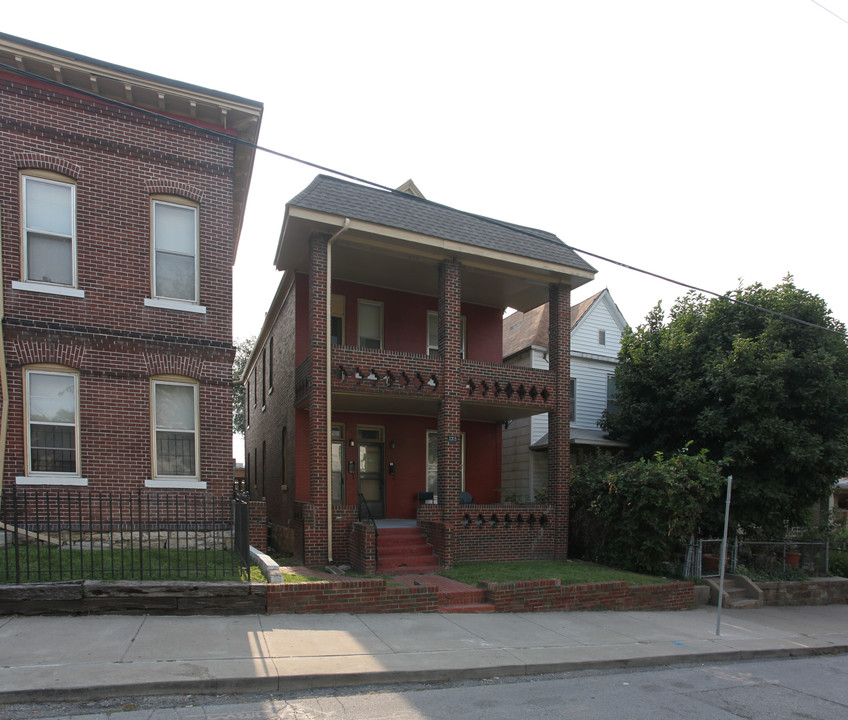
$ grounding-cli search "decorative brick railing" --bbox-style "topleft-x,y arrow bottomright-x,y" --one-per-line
462,360 -> 554,411
417,503 -> 557,565
294,349 -> 558,412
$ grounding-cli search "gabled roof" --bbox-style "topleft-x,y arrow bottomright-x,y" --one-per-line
279,175 -> 596,275
502,290 -> 619,359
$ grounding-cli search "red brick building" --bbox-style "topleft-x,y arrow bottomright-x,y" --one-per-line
0,34 -> 262,501
243,176 -> 596,570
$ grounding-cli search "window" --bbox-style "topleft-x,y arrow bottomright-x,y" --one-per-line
22,174 -> 76,287
245,380 -> 250,428
570,378 -> 576,421
152,379 -> 198,481
606,374 -> 618,415
425,430 -> 465,497
23,368 -> 81,480
426,311 -> 466,358
358,300 -> 383,349
331,294 -> 345,346
268,337 -> 274,392
598,329 -> 606,346
261,347 -> 266,408
152,198 -> 198,303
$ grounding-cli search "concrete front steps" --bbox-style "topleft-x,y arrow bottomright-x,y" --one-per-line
704,573 -> 764,609
377,526 -> 443,576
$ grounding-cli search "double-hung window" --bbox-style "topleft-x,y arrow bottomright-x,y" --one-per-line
426,311 -> 466,358
152,199 -> 198,303
151,379 -> 200,485
20,367 -> 84,484
22,174 -> 76,288
358,300 -> 383,350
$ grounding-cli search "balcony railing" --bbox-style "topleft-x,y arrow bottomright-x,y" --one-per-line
295,347 -> 557,411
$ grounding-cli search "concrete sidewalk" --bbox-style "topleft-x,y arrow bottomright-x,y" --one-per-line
0,605 -> 846,704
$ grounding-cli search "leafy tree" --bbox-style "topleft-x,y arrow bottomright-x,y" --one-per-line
232,336 -> 256,436
602,278 -> 848,535
569,448 -> 725,574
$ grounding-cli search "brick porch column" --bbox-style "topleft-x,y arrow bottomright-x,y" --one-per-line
306,232 -> 330,566
548,283 -> 571,559
438,259 -> 463,519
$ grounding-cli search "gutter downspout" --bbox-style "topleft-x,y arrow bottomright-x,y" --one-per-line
325,218 -> 350,564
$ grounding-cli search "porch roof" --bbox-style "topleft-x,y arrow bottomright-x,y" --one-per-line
275,175 -> 596,311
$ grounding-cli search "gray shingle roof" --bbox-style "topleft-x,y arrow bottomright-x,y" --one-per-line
288,175 -> 596,274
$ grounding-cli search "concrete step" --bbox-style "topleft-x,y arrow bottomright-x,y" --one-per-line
728,598 -> 761,609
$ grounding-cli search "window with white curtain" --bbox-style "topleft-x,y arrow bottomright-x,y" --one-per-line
152,199 -> 198,303
22,175 -> 76,287
25,368 -> 79,476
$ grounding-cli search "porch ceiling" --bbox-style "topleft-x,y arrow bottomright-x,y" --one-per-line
281,216 -> 591,312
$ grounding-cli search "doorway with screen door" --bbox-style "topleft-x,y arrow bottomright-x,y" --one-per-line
357,426 -> 384,518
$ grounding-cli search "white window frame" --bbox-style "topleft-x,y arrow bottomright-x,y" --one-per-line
426,311 -> 466,359
19,173 -> 78,290
357,299 -> 383,350
150,197 -> 200,306
17,366 -> 86,486
425,430 -> 465,497
570,377 -> 576,422
147,377 -> 204,488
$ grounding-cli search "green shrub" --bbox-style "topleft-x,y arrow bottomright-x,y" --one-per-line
569,447 -> 725,575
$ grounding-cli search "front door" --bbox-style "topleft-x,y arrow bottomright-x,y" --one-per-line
357,426 -> 385,518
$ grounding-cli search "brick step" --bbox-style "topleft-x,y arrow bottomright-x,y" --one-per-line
439,603 -> 496,613
439,590 -> 488,606
379,542 -> 433,557
377,527 -> 424,538
378,555 -> 440,571
379,564 -> 445,576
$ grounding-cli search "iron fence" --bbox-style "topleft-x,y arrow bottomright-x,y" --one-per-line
1,486 -> 245,583
692,537 -> 830,579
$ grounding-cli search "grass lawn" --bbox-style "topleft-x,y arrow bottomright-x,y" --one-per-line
1,546 -> 247,583
440,560 -> 670,586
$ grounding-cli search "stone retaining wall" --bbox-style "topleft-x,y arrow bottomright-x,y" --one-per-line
758,577 -> 848,606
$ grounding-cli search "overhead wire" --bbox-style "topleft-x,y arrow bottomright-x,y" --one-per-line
1,58 -> 845,339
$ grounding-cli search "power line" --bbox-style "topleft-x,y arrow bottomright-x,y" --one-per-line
2,59 -> 845,338
810,0 -> 848,24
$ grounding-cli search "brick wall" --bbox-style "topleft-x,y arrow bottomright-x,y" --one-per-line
418,504 -> 556,566
266,578 -> 439,614
249,500 -> 267,553
482,579 -> 694,612
1,70 -> 237,502
349,521 -> 377,575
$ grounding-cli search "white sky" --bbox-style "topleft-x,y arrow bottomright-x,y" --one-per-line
6,1 -> 848,461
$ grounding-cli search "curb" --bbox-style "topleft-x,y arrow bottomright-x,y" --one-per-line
3,644 -> 846,704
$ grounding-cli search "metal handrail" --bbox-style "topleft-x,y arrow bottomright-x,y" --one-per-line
357,493 -> 379,569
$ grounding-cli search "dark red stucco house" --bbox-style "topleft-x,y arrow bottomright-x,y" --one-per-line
0,33 -> 262,506
243,176 -> 596,571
